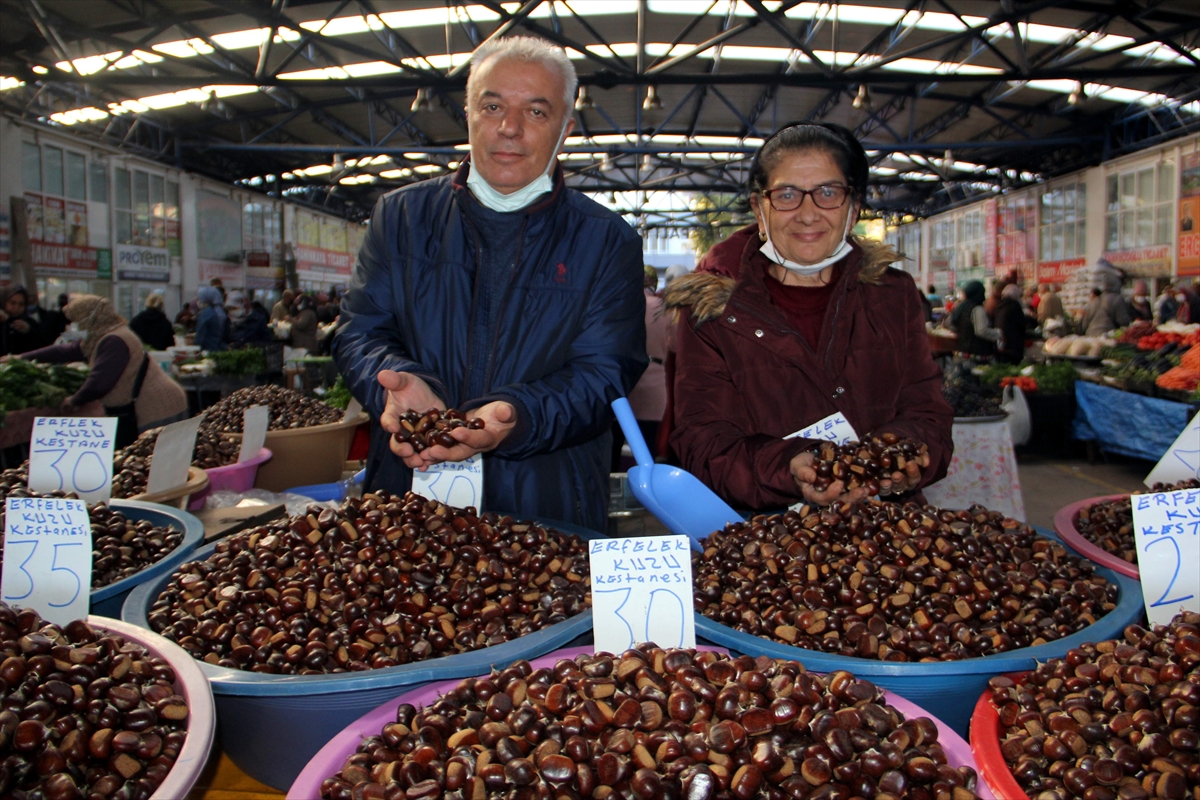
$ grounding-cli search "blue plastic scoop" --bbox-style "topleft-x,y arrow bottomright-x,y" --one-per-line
612,397 -> 742,550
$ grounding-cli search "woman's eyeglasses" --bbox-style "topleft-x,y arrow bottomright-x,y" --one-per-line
761,184 -> 850,211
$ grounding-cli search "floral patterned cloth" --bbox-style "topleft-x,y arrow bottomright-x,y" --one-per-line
923,418 -> 1025,521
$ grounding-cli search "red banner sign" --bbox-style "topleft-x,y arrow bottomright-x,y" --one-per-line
293,244 -> 353,275
1037,258 -> 1086,285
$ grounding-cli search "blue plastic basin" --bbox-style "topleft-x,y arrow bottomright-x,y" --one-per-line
122,515 -> 604,791
694,527 -> 1143,737
90,499 -> 204,618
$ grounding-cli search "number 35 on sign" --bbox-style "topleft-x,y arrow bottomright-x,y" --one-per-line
1130,488 -> 1200,627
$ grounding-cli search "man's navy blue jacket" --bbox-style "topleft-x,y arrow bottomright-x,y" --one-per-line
333,160 -> 648,531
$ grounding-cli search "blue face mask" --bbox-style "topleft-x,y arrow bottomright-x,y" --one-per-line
760,212 -> 856,275
466,117 -> 571,212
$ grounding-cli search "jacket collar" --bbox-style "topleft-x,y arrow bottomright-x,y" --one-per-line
450,154 -> 566,215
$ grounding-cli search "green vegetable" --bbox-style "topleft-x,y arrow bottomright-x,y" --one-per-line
1031,362 -> 1077,395
323,375 -> 352,410
0,361 -> 90,425
209,347 -> 266,376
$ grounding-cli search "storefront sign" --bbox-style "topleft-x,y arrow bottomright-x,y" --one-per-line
1179,152 -> 1200,277
24,193 -> 98,278
1037,258 -> 1086,285
198,258 -> 244,285
30,241 -> 99,277
1102,245 -> 1172,278
114,243 -> 170,282
293,243 -> 353,283
245,250 -> 283,290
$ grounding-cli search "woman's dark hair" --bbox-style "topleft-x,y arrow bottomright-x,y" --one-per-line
747,122 -> 870,205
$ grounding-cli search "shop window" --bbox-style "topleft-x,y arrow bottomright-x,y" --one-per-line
65,151 -> 87,201
23,142 -> 42,192
89,162 -> 108,203
1105,162 -> 1174,250
43,146 -> 64,198
1039,181 -> 1086,261
114,167 -> 134,245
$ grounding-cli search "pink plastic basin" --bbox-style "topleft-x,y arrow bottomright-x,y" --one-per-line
1053,493 -> 1140,580
187,447 -> 273,510
288,646 -> 995,800
88,616 -> 216,799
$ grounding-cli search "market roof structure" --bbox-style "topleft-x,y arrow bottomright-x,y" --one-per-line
2,0 -> 1198,224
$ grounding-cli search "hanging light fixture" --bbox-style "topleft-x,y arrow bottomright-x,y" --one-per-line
575,86 -> 594,111
601,155 -> 616,172
852,84 -> 870,109
1067,82 -> 1085,106
943,149 -> 954,170
410,88 -> 431,112
642,85 -> 663,110
642,154 -> 655,172
332,153 -> 345,174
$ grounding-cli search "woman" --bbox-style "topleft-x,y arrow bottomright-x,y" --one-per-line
193,286 -> 228,352
21,295 -> 188,448
128,293 -> 176,351
1080,270 -> 1131,335
1,285 -> 47,356
993,283 -> 1028,365
949,281 -> 999,357
289,294 -> 319,354
665,123 -> 953,510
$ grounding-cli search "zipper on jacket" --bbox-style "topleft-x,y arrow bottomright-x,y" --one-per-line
482,215 -> 530,393
459,211 -> 487,404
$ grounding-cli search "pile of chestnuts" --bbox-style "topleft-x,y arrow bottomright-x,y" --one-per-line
693,501 -> 1117,662
1074,479 -> 1200,565
807,435 -> 928,496
146,491 -> 591,674
318,645 -> 982,800
393,408 -> 485,451
199,385 -> 344,433
990,611 -> 1199,800
0,602 -> 191,800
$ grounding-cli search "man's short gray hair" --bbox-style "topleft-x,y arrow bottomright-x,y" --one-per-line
466,35 -> 578,115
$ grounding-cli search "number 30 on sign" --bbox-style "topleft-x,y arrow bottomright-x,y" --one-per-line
588,536 -> 696,654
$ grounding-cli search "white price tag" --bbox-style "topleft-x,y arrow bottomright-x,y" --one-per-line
146,415 -> 203,495
28,417 -> 118,503
785,411 -> 859,447
411,454 -> 483,509
1130,488 -> 1200,627
238,405 -> 269,463
343,397 -> 362,422
2,497 -> 92,626
589,536 -> 695,654
1143,415 -> 1200,487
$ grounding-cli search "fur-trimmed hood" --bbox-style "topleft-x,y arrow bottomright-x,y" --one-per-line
664,235 -> 899,324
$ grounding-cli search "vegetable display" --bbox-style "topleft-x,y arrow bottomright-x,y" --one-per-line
0,361 -> 89,424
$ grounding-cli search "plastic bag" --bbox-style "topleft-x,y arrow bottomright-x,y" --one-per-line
1002,384 -> 1031,446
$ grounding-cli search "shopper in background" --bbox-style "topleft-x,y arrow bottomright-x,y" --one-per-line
174,301 -> 196,332
129,293 -> 175,351
20,295 -> 187,448
193,286 -> 228,352
270,289 -> 294,322
227,290 -> 272,346
334,35 -> 646,531
1129,279 -> 1153,321
612,265 -> 668,470
950,280 -> 999,357
42,293 -> 70,343
1176,281 -> 1200,324
1156,283 -> 1180,324
209,277 -> 226,302
0,285 -> 47,356
1037,283 -> 1064,324
289,293 -> 320,354
23,288 -> 54,345
1080,270 -> 1131,335
665,122 -> 951,510
994,283 -> 1028,365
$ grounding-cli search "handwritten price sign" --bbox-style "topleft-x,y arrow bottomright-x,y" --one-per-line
412,454 -> 483,510
589,536 -> 695,654
1130,489 -> 1200,627
28,417 -> 117,503
2,497 -> 92,625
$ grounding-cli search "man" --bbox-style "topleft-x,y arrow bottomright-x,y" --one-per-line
333,35 -> 647,531
270,289 -> 294,323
